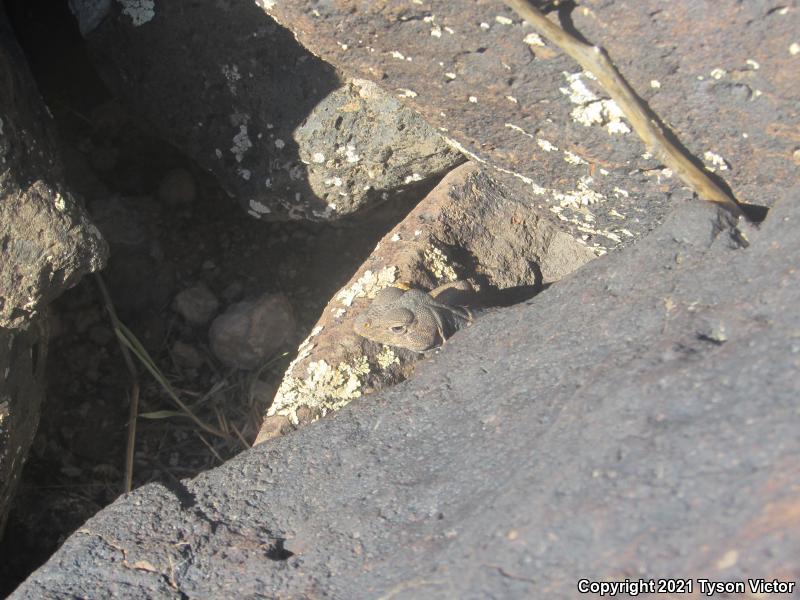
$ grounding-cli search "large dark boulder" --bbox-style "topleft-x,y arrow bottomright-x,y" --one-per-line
10,188 -> 799,597
68,1 -> 464,221
0,4 -> 106,532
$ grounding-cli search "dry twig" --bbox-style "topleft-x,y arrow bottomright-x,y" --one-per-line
503,0 -> 745,218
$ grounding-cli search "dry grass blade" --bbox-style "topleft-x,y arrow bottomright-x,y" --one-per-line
113,319 -> 229,440
503,0 -> 746,219
94,274 -> 140,494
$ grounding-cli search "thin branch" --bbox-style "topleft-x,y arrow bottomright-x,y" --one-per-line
503,0 -> 745,218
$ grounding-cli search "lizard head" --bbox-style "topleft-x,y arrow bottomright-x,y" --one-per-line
353,287 -> 441,352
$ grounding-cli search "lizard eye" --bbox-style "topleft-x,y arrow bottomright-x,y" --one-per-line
390,325 -> 406,334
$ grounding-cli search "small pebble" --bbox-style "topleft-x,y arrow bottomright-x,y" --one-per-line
172,340 -> 205,369
209,292 -> 296,369
172,283 -> 220,325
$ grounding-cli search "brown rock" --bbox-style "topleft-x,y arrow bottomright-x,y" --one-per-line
209,293 -> 296,370
172,284 -> 220,326
254,162 -> 597,444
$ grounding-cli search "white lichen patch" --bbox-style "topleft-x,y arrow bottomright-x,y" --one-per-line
552,176 -> 606,208
397,88 -> 418,98
312,152 -> 325,164
505,123 -> 534,139
431,26 -> 442,37
537,138 -> 558,152
117,0 -> 154,26
336,267 -> 398,307
468,96 -> 478,103
650,79 -> 661,89
274,138 -> 285,149
560,72 -> 631,134
390,50 -> 407,60
221,64 -> 241,95
703,151 -> 730,171
403,173 -> 423,184
710,68 -> 727,80
345,145 -> 360,163
612,187 -> 630,198
746,59 -> 760,70
254,0 -> 276,10
442,136 -> 486,164
249,199 -> 271,214
495,15 -> 513,25
563,150 -> 587,165
524,33 -> 545,47
424,246 -> 458,281
268,356 -> 371,424
790,42 -> 799,56
376,346 -> 400,369
231,125 -> 252,162
53,193 -> 67,212
492,165 -> 547,195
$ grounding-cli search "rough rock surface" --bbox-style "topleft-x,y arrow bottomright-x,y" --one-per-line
10,190 -> 799,598
261,0 -> 796,249
0,321 -> 48,535
295,78 -> 464,216
255,162 -> 596,442
209,292 -> 296,370
0,8 -> 107,329
70,0 -> 463,221
0,5 -> 106,530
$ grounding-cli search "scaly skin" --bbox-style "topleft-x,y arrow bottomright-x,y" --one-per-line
353,284 -> 474,352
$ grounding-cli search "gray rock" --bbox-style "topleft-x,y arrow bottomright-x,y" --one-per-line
172,284 -> 219,326
209,293 -> 295,370
262,0 -> 792,249
0,5 -> 106,529
294,78 -> 463,219
78,2 -> 462,221
10,190 -> 798,599
171,341 -> 204,370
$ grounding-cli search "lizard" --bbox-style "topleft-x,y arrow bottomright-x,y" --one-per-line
353,281 -> 476,352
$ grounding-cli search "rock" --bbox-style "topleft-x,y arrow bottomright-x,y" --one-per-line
172,284 -> 219,326
261,0 -> 792,248
73,1 -> 463,221
294,77 -> 464,218
10,192 -> 798,598
171,341 -> 204,369
0,4 -> 106,530
156,168 -> 196,206
209,293 -> 295,370
255,162 -> 597,443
